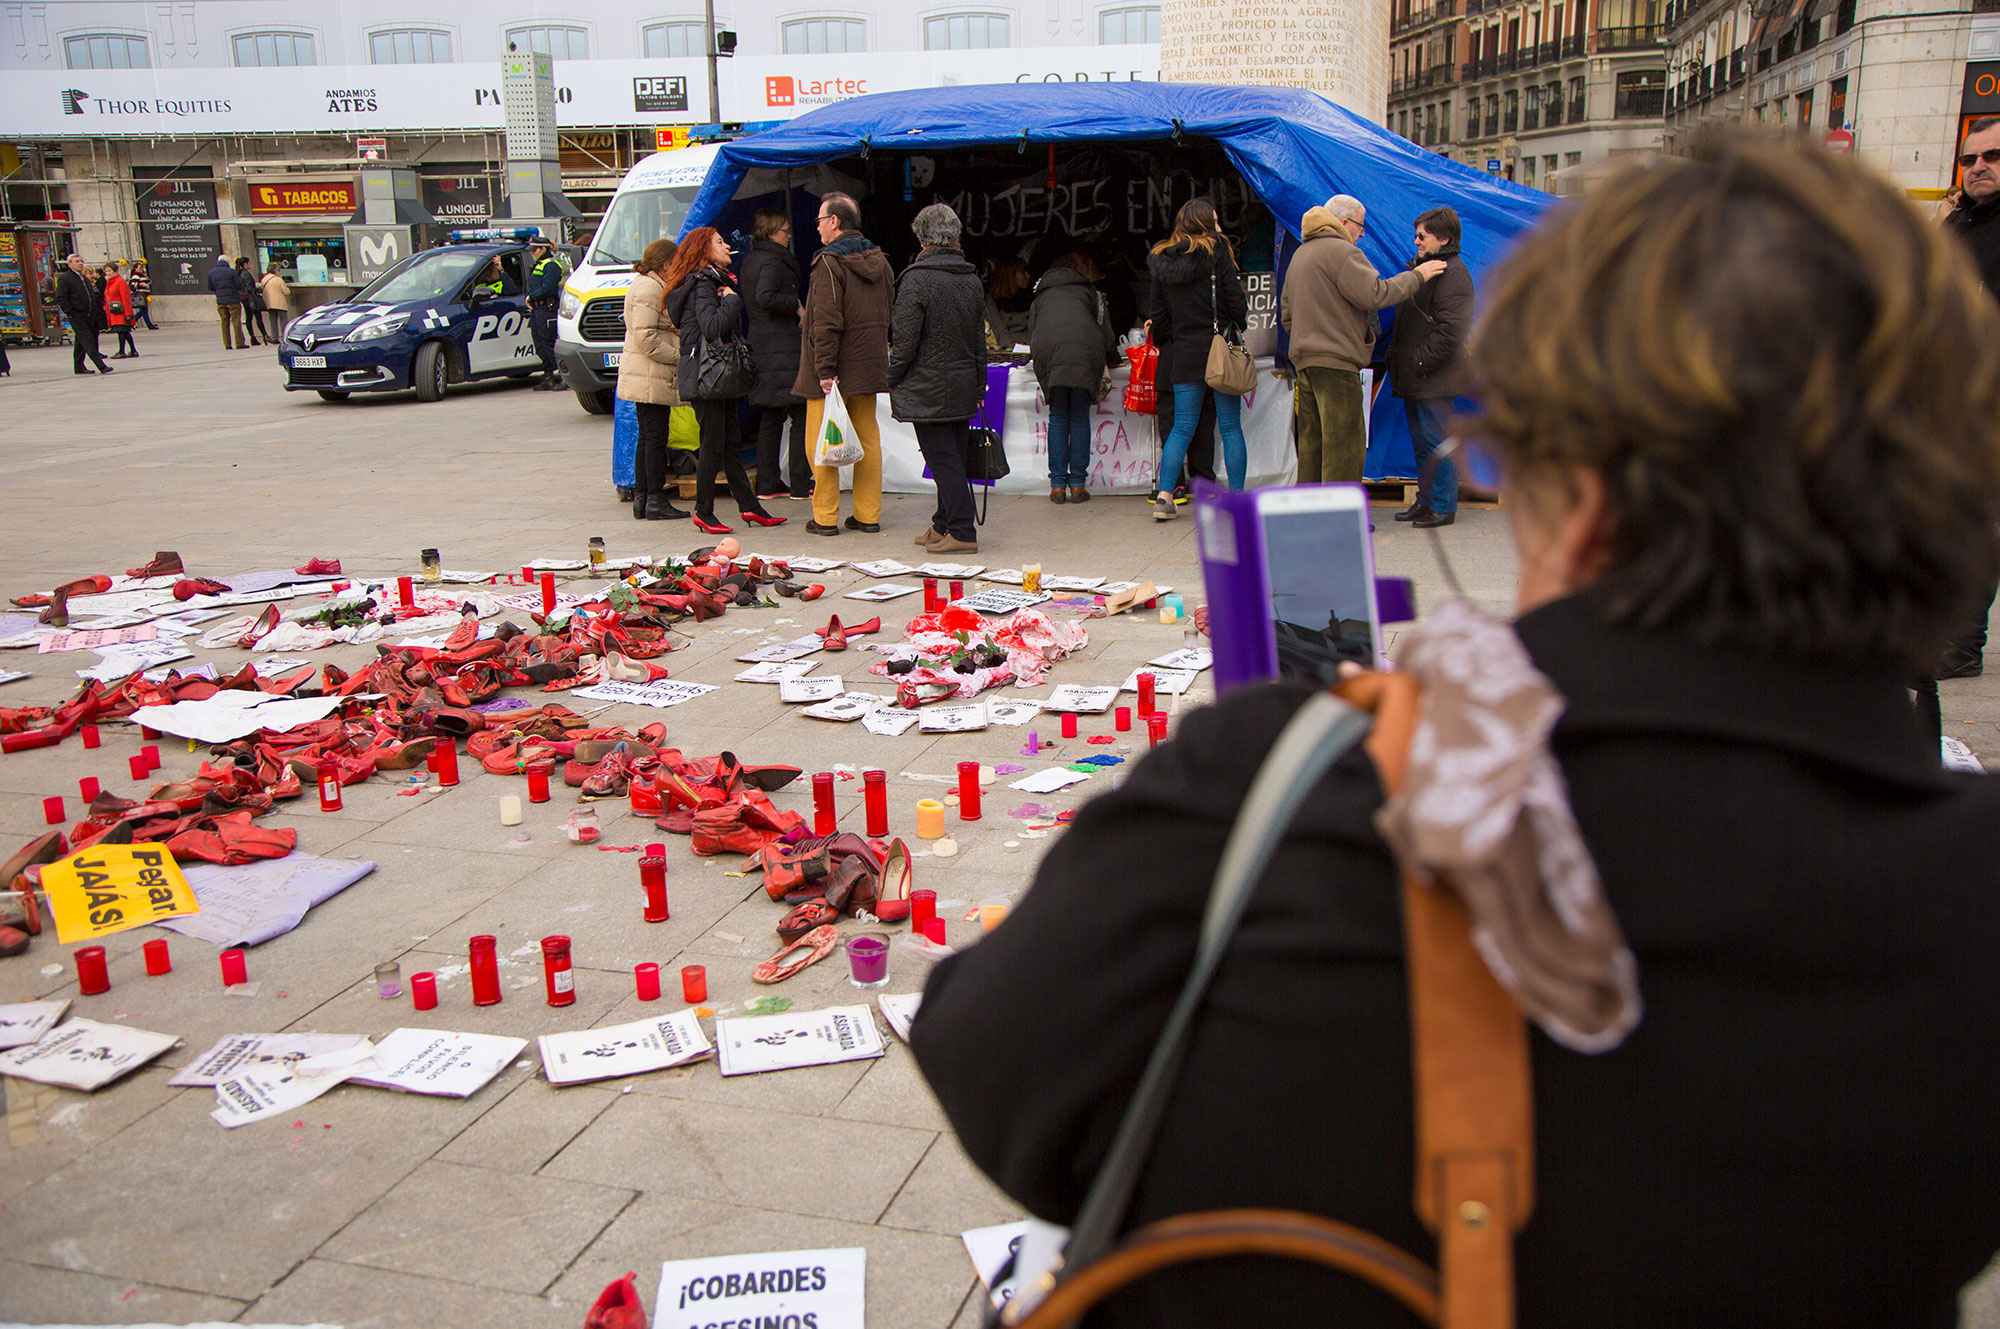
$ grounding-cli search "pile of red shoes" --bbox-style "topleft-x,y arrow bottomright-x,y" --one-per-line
759,835 -> 915,939
632,751 -> 808,853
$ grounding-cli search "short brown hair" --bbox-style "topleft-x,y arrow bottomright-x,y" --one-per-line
752,209 -> 789,240
634,237 -> 678,278
1468,130 -> 2000,672
821,193 -> 860,231
1415,206 -> 1461,247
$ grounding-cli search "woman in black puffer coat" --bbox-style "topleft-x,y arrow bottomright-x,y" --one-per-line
1029,253 -> 1117,503
664,227 -> 786,535
1146,197 -> 1249,517
888,203 -> 988,555
741,210 -> 809,501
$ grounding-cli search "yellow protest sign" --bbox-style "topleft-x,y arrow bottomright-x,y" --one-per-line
41,844 -> 199,944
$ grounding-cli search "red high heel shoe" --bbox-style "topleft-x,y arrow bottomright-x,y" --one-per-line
691,513 -> 732,535
742,511 -> 787,528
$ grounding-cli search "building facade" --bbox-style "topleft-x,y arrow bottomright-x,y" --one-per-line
1664,0 -> 1998,192
1387,0 -> 1667,192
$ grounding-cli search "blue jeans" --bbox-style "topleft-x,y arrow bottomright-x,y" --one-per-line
1404,397 -> 1456,515
1158,382 -> 1245,493
1046,385 -> 1092,488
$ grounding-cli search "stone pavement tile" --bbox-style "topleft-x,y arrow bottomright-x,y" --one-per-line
951,1283 -> 995,1328
318,1158 -> 634,1294
542,1092 -> 934,1224
881,1133 -> 1024,1236
4,1066 -> 513,1301
243,1257 -> 574,1329
436,1074 -> 616,1174
0,1065 -> 181,1206
358,768 -> 575,860
0,1257 -> 248,1324
255,808 -> 387,856
547,1191 -> 976,1329
624,1041 -> 871,1117
831,1042 -> 951,1133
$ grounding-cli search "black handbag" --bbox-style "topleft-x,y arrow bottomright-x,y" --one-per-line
680,332 -> 755,401
965,400 -> 1009,526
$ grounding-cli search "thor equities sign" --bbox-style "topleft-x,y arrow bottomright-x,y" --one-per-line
250,181 -> 358,215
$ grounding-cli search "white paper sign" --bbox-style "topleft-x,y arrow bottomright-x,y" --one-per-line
862,708 -> 921,736
981,568 -> 1025,584
714,1006 -> 885,1076
877,992 -> 922,1043
778,676 -> 845,703
655,1247 -> 866,1329
162,853 -> 376,949
1010,768 -> 1094,794
1121,668 -> 1199,696
759,555 -> 845,573
211,1058 -> 360,1129
1147,647 -> 1214,671
1041,575 -> 1105,591
491,586 -> 605,614
734,660 -> 820,683
77,643 -> 193,680
0,668 -> 29,686
734,636 -> 825,663
1042,685 -> 1118,713
801,696 -> 874,723
538,1010 -> 712,1085
130,693 -> 344,744
919,703 -> 988,733
914,562 -> 987,578
955,588 -> 1052,615
0,999 -> 70,1050
849,559 -> 915,578
985,700 -> 1044,727
571,679 -> 718,709
0,1017 -> 178,1091
171,1032 -> 374,1087
963,1220 -> 1034,1309
843,582 -> 921,602
349,1028 -> 527,1098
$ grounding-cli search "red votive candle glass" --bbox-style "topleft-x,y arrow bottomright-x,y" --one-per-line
539,572 -> 557,615
541,934 -> 575,1006
863,768 -> 888,837
435,740 -> 459,787
469,934 -> 501,1006
79,776 -> 100,801
1060,713 -> 1078,739
949,580 -> 964,601
910,889 -> 937,932
957,761 -> 982,820
640,857 -> 670,922
141,744 -> 160,773
681,964 -> 708,1003
140,726 -> 160,741
525,761 -> 552,803
1136,672 -> 1157,718
425,744 -> 441,773
219,949 -> 248,986
922,917 -> 948,946
923,577 -> 940,613
635,962 -> 662,1001
411,971 -> 438,1010
128,754 -> 149,780
143,938 -> 171,975
1149,713 -> 1169,749
317,762 -> 343,812
76,945 -> 110,995
81,724 -> 100,749
396,576 -> 414,608
41,796 -> 63,825
812,771 -> 837,835
1115,705 -> 1132,732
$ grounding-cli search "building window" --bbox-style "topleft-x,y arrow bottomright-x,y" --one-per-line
1614,70 -> 1664,117
370,29 -> 452,63
1100,6 -> 1161,44
505,25 -> 588,59
925,13 -> 1009,48
643,21 -> 708,57
782,18 -> 866,52
232,32 -> 316,66
63,33 -> 149,68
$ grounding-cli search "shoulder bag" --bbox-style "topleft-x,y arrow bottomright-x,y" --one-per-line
998,672 -> 1532,1329
679,276 -> 756,400
1204,269 -> 1256,397
965,397 -> 1010,528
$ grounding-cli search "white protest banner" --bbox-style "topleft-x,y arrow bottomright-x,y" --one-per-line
570,679 -> 718,709
735,636 -> 826,663
656,1247 -> 865,1329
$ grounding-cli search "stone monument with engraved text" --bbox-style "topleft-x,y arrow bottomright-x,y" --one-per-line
1159,0 -> 1391,123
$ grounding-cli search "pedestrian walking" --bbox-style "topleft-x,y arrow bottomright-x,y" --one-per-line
616,238 -> 688,522
890,203 -> 988,555
1145,198 -> 1249,517
1387,206 -> 1474,528
797,192 -> 894,537
129,260 -> 157,330
741,209 -> 810,500
100,263 -> 137,358
1029,252 -> 1118,504
236,257 -> 268,345
527,237 -> 564,390
208,254 -> 245,349
56,254 -> 111,375
665,227 -> 786,536
259,266 -> 291,343
1281,195 -> 1445,486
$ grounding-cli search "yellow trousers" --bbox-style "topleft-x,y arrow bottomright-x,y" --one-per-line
807,393 -> 883,528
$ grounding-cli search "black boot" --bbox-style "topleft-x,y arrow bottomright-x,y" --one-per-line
632,485 -> 648,520
645,493 -> 690,520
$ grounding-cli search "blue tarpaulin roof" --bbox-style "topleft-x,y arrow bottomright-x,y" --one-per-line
686,82 -> 1556,481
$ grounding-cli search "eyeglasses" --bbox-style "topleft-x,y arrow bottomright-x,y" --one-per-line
1960,148 -> 2000,169
815,213 -> 834,224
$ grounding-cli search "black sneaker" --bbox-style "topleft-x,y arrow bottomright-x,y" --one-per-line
805,520 -> 841,537
1937,649 -> 1985,680
844,517 -> 881,533
1172,485 -> 1190,507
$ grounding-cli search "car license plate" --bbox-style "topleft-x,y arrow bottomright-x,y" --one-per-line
292,355 -> 327,369
603,352 -> 622,368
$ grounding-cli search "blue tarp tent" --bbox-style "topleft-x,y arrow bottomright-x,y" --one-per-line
685,82 -> 1555,482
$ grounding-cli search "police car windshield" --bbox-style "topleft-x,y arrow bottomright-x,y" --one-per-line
355,249 -> 490,304
588,187 -> 696,267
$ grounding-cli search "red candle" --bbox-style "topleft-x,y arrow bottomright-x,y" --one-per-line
957,761 -> 982,820
142,938 -> 171,976
539,572 -> 557,615
140,726 -> 160,741
647,841 -> 666,857
635,962 -> 662,1002
910,889 -> 937,931
435,740 -> 459,787
1060,713 -> 1078,739
949,580 -> 964,601
525,761 -> 552,803
812,771 -> 837,835
863,769 -> 888,837
922,917 -> 947,945
41,796 -> 64,825
469,934 -> 501,1006
141,744 -> 160,773
1149,713 -> 1169,749
411,971 -> 439,1010
128,754 -> 149,780
316,763 -> 343,812
521,566 -> 535,582
541,934 -> 575,1006
425,744 -> 441,774
922,577 -> 940,612
681,964 -> 708,1003
1136,672 -> 1157,718
81,724 -> 101,749
640,856 -> 670,922
219,949 -> 248,986
79,776 -> 100,801
76,945 -> 110,995
1115,706 -> 1132,732
396,575 -> 414,608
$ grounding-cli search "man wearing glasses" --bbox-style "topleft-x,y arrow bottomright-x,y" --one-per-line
795,192 -> 895,535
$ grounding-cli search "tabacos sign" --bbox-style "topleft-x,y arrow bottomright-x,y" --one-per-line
765,74 -> 868,108
250,181 -> 358,214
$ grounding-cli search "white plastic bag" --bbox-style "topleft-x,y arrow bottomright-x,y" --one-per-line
812,388 -> 864,468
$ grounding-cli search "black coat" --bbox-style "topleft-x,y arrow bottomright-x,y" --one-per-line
54,269 -> 101,331
665,266 -> 746,402
1386,247 -> 1474,400
886,247 -> 987,424
1948,191 -> 2000,296
740,237 -> 804,408
207,262 -> 241,305
238,267 -> 265,312
1027,267 -> 1117,394
913,590 -> 2000,1329
1145,239 -> 1247,385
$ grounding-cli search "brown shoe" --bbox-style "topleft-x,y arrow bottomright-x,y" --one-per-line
930,534 -> 979,554
1068,487 -> 1091,503
126,551 -> 184,579
1049,488 -> 1067,505
914,525 -> 945,548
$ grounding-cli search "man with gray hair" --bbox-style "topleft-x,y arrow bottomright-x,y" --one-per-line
888,203 -> 988,553
1280,194 -> 1445,483
797,191 -> 895,535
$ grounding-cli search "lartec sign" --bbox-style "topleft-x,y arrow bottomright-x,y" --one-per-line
250,182 -> 358,215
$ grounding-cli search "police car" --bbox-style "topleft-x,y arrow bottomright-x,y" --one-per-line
279,229 -> 546,402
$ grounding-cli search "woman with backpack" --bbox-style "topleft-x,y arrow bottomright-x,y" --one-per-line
664,227 -> 786,536
1029,252 -> 1118,504
1144,198 -> 1249,518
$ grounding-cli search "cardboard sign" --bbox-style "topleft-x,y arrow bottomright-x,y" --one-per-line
655,1247 -> 866,1329
42,844 -> 199,943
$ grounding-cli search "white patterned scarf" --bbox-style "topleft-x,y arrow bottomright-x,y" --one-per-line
1374,599 -> 1642,1053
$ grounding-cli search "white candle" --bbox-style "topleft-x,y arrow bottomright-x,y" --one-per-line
499,794 -> 523,826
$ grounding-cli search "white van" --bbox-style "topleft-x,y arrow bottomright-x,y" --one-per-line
554,143 -> 724,415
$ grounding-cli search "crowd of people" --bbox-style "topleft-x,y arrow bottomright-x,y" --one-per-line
49,253 -> 160,375
205,253 -> 291,350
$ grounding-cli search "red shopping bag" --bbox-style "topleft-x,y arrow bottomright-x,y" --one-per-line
1123,334 -> 1159,414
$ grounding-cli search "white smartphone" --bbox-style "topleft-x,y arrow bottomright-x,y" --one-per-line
1253,484 -> 1383,684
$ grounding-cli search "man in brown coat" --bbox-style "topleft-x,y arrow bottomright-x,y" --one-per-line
796,192 -> 895,535
1280,196 -> 1444,483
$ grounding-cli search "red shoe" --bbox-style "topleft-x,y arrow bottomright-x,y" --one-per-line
819,615 -> 848,650
295,557 -> 342,576
126,551 -> 183,579
236,603 -> 280,650
798,584 -> 826,601
742,511 -> 787,528
874,838 -> 913,923
691,513 -> 732,535
173,577 -> 232,601
585,1272 -> 647,1329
